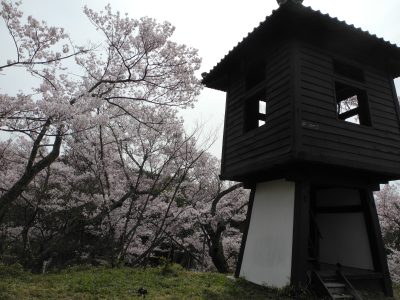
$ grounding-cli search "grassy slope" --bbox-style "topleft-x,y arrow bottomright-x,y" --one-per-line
0,264 -> 398,299
0,264 -> 292,300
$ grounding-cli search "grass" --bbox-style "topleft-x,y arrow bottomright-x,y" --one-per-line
0,263 -> 297,300
0,263 -> 398,299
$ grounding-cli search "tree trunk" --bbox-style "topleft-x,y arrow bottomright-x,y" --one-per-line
204,222 -> 230,273
0,125 -> 62,221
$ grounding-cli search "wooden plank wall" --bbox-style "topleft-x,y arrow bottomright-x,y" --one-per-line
222,42 -> 293,177
299,44 -> 400,173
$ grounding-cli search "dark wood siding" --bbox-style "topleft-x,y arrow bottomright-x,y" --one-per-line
221,42 -> 293,179
298,44 -> 400,176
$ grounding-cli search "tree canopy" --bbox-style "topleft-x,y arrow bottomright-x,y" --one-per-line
0,1 -> 248,273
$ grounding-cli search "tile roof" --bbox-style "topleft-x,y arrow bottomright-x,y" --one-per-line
202,3 -> 400,89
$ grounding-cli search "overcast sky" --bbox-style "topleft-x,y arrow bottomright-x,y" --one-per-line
1,0 -> 400,158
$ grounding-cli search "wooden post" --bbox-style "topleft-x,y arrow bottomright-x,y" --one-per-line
363,189 -> 393,296
291,180 -> 311,286
235,186 -> 256,278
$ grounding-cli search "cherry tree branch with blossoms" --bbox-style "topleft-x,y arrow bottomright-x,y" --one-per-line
0,1 -> 201,219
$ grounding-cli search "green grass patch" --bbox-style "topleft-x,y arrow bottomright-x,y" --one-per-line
0,263 -> 398,299
0,264 -> 293,299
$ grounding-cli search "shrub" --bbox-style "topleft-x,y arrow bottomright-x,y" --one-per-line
0,262 -> 25,278
159,258 -> 184,276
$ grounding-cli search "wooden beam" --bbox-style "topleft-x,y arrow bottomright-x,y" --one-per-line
315,205 -> 363,214
362,189 -> 393,297
338,107 -> 359,121
235,185 -> 256,278
388,77 -> 400,132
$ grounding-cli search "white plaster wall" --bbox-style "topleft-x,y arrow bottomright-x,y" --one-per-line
317,213 -> 374,270
240,179 -> 295,287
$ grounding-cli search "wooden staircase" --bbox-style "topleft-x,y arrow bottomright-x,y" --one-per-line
311,270 -> 363,300
324,279 -> 354,299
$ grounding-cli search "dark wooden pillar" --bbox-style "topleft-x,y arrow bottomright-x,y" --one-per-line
291,180 -> 311,285
363,189 -> 393,297
235,186 -> 256,278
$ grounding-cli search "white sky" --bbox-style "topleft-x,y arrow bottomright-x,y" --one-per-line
1,0 -> 400,158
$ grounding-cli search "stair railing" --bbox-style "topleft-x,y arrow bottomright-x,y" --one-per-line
311,270 -> 335,299
336,270 -> 363,300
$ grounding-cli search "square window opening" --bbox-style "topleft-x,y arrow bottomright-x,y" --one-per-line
244,90 -> 267,132
335,82 -> 371,126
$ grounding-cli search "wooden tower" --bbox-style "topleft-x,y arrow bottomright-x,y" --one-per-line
202,0 -> 400,297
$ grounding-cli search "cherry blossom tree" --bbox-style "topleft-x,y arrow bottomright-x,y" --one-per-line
1,114 -> 249,272
63,109 -> 209,266
0,1 -> 201,220
1,122 -> 248,272
168,153 -> 248,273
0,1 -> 251,274
375,183 -> 400,283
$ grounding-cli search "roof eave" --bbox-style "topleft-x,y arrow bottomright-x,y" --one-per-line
202,3 -> 400,90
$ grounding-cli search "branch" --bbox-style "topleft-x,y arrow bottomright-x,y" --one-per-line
0,49 -> 90,70
26,118 -> 51,171
0,125 -> 63,221
211,183 -> 243,216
